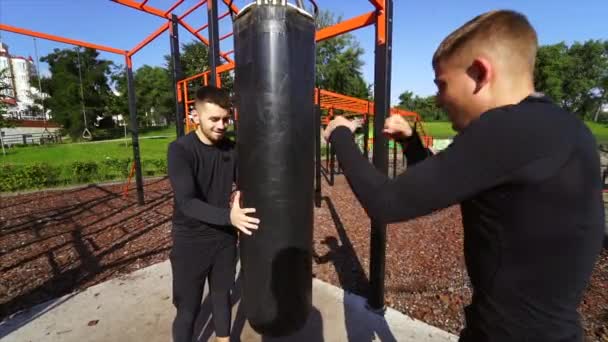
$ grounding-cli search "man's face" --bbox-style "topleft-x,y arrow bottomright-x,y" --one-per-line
194,101 -> 230,143
434,58 -> 485,132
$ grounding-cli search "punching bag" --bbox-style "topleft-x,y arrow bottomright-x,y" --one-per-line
233,1 -> 316,337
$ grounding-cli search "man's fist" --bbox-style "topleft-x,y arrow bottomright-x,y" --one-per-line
383,115 -> 413,140
323,116 -> 362,142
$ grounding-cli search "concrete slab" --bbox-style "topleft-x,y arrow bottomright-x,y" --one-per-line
0,261 -> 458,342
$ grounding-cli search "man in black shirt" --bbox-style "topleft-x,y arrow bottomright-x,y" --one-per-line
167,86 -> 260,342
323,10 -> 604,342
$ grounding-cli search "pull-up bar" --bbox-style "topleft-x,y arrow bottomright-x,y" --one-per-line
0,24 -> 126,55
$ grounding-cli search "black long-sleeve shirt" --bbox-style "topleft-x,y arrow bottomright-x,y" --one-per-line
167,132 -> 237,240
330,95 -> 604,342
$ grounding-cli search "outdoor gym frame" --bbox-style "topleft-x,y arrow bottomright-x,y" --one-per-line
1,0 -> 407,313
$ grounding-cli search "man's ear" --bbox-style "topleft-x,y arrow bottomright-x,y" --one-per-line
467,57 -> 492,94
191,109 -> 200,124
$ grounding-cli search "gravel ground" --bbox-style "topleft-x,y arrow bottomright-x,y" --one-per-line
0,176 -> 606,340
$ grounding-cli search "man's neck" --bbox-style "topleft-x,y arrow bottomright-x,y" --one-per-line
195,127 -> 214,145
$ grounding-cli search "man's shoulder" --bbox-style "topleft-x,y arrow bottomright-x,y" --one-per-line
168,132 -> 196,155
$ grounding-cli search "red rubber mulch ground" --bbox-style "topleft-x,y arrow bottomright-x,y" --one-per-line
0,177 -> 606,340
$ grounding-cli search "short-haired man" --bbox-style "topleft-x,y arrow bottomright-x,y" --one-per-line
324,10 -> 604,342
167,86 -> 260,342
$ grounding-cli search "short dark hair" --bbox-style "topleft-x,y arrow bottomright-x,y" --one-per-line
433,10 -> 538,75
195,86 -> 231,110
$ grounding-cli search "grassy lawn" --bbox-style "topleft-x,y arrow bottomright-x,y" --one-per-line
420,122 -> 456,139
419,121 -> 608,143
584,121 -> 608,145
2,121 -> 607,167
0,136 -> 172,166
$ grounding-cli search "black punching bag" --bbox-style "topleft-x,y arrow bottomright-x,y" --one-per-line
233,1 -> 316,337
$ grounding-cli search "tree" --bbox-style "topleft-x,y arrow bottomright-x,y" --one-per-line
315,10 -> 370,99
397,91 -> 447,121
0,68 -> 15,129
535,39 -> 608,120
164,41 -> 234,95
40,47 -> 114,138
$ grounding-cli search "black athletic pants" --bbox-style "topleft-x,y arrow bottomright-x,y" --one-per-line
170,233 -> 237,341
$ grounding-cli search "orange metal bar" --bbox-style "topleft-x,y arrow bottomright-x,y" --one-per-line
320,89 -> 369,104
164,0 -> 185,15
316,12 -> 376,42
218,10 -> 231,20
183,82 -> 191,132
368,0 -> 384,10
178,61 -> 234,86
195,23 -> 209,33
126,55 -> 133,68
179,0 -> 207,19
177,83 -> 182,102
178,19 -> 234,64
122,161 -> 137,198
377,6 -> 386,44
112,0 -> 169,19
0,24 -> 126,55
221,0 -> 239,15
203,74 -> 208,85
219,32 -> 233,41
128,22 -> 170,56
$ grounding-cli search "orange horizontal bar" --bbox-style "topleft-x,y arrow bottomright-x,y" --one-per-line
316,11 -> 376,42
218,10 -> 231,20
219,32 -> 233,41
368,0 -> 384,10
195,23 -> 209,33
179,0 -> 207,19
112,0 -> 169,18
128,22 -> 170,56
0,24 -> 126,55
178,62 -> 235,84
164,0 -> 185,15
320,89 -> 369,104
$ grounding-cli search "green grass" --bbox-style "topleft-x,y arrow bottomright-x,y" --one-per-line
3,121 -> 606,167
584,121 -> 608,145
420,122 -> 456,139
1,136 -> 172,166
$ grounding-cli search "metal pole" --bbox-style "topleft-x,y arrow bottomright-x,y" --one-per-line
368,0 -> 393,313
325,140 -> 330,170
363,113 -> 369,159
126,55 -> 145,205
170,15 -> 185,137
329,144 -> 335,186
0,130 -> 5,156
392,139 -> 397,178
207,0 -> 220,87
315,104 -> 322,208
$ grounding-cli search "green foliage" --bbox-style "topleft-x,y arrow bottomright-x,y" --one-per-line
164,41 -> 234,94
535,39 -> 608,120
71,161 -> 99,182
0,68 -> 15,129
0,163 -> 61,192
397,91 -> 447,121
39,47 -> 115,139
315,11 -> 370,99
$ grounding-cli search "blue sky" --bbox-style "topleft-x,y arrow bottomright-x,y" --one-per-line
1,0 -> 606,105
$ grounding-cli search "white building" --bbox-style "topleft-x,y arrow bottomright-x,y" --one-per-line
0,41 -> 45,120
